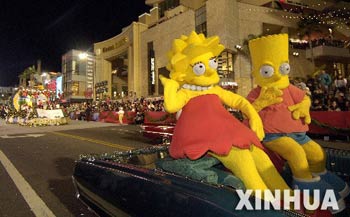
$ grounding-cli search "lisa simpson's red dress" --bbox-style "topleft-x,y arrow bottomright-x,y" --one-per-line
169,94 -> 264,160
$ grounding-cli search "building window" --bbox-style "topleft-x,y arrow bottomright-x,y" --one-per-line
159,0 -> 180,17
195,5 -> 207,36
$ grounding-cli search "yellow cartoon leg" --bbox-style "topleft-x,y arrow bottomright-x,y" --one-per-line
302,140 -> 326,173
210,147 -> 268,191
250,145 -> 291,191
264,137 -> 312,179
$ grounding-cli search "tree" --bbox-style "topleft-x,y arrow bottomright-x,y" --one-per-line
19,65 -> 37,87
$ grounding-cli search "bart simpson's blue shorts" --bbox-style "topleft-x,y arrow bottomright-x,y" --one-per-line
263,132 -> 311,145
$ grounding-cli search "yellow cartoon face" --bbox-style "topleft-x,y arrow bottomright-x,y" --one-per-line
183,48 -> 220,86
249,34 -> 290,89
167,31 -> 224,87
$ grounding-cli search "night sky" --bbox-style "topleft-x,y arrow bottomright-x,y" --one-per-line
0,0 -> 150,86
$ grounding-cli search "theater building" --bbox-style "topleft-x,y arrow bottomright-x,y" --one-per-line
94,22 -> 149,100
94,0 -> 349,99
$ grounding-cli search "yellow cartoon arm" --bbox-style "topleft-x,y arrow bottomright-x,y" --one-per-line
159,75 -> 187,113
288,95 -> 311,124
218,87 -> 265,140
252,87 -> 283,112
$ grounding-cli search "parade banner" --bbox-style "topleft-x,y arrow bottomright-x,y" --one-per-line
36,109 -> 64,119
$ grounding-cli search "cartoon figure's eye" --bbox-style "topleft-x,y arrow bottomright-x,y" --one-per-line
279,63 -> 290,75
192,62 -> 206,75
209,57 -> 218,69
259,65 -> 274,78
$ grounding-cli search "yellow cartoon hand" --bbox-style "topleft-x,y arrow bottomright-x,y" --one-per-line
159,75 -> 180,89
252,87 -> 283,112
288,96 -> 311,124
249,115 -> 265,141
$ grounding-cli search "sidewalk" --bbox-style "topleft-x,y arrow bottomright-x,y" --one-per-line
0,119 -> 118,136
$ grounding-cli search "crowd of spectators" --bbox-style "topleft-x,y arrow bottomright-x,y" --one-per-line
1,70 -> 350,124
0,95 -> 166,124
292,70 -> 350,112
289,37 -> 349,49
63,97 -> 166,123
62,69 -> 350,122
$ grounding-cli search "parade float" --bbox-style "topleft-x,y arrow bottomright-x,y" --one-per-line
7,88 -> 68,127
73,32 -> 349,217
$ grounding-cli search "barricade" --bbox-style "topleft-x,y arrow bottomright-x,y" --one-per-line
98,111 -> 136,124
309,111 -> 350,138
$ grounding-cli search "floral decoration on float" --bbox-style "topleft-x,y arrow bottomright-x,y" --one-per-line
6,88 -> 68,127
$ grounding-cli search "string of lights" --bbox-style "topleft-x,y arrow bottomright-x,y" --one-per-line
243,1 -> 350,30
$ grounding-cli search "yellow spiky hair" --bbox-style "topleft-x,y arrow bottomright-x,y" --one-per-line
166,31 -> 224,82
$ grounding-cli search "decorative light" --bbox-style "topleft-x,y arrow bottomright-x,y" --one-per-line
79,52 -> 88,60
235,45 -> 242,50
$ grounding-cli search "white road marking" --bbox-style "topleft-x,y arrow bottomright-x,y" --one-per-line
0,134 -> 45,139
0,150 -> 55,217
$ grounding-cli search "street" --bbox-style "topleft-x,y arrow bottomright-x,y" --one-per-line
0,120 -> 152,217
1,119 -> 349,217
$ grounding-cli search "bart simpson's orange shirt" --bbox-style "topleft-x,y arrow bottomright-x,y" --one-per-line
247,85 -> 309,133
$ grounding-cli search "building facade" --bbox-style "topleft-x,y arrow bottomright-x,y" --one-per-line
94,0 -> 350,98
94,23 -> 148,100
62,50 -> 95,102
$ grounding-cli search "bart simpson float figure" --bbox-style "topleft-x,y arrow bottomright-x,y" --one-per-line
247,34 -> 349,212
160,31 -> 290,196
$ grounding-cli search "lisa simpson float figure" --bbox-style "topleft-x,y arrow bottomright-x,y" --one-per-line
247,34 -> 348,213
160,31 -> 290,197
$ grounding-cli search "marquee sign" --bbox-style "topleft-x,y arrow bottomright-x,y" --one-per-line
102,37 -> 128,53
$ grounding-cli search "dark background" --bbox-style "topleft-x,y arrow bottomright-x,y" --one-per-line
0,0 -> 150,86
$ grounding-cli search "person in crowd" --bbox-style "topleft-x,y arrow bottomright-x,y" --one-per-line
317,69 -> 332,93
312,88 -> 326,105
117,106 -> 125,124
335,92 -> 346,111
85,104 -> 92,122
334,74 -> 347,93
134,109 -> 144,124
311,98 -> 328,111
295,79 -> 311,96
343,100 -> 350,111
306,75 -> 316,93
328,100 -> 341,111
0,105 -> 8,119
